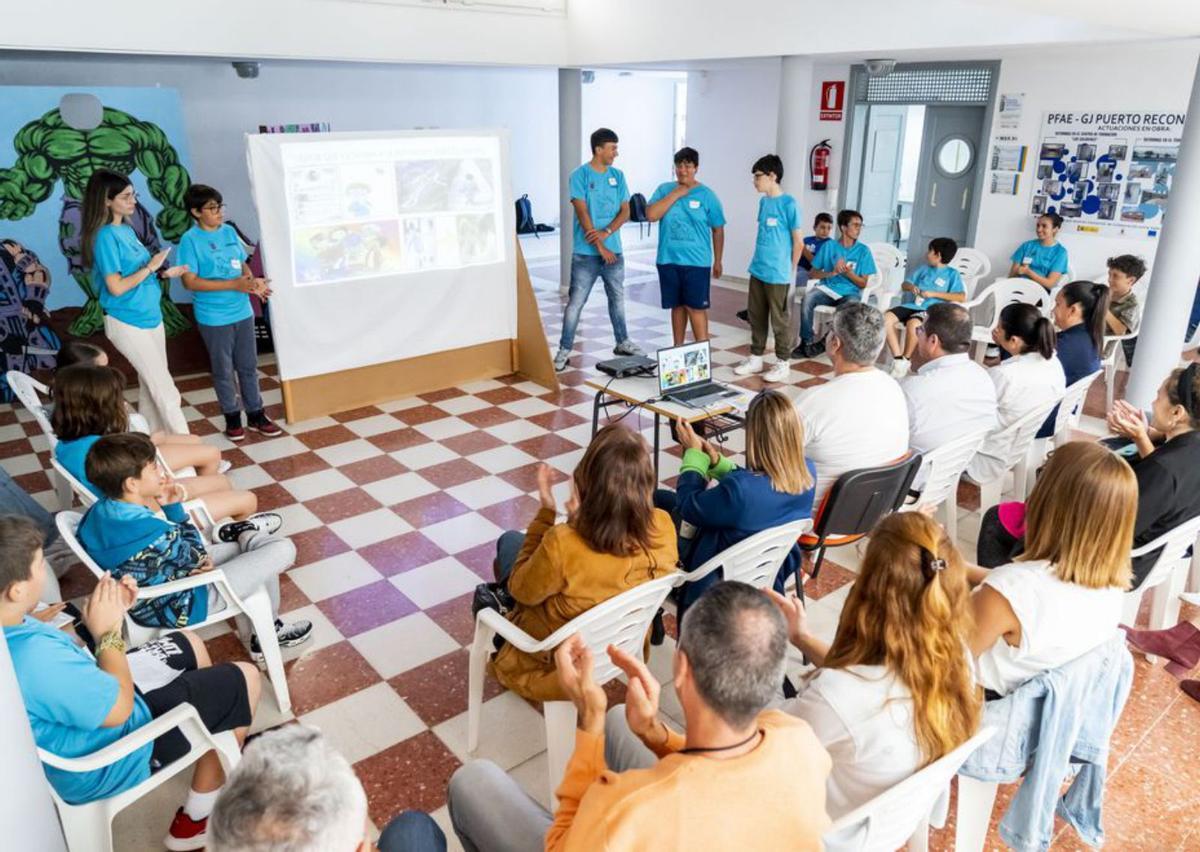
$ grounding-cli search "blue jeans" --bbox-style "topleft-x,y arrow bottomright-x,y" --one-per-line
558,253 -> 628,352
495,531 -> 526,582
377,811 -> 447,852
0,466 -> 56,546
800,288 -> 852,344
196,316 -> 264,418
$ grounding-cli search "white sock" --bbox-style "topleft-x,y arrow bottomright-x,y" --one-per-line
183,787 -> 221,821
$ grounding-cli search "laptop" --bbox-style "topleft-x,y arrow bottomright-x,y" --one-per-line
657,341 -> 739,407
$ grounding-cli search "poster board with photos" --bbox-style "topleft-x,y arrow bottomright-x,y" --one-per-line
1029,110 -> 1185,238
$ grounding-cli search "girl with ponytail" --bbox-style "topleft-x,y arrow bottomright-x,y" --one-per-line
1052,279 -> 1109,384
966,302 -> 1066,483
770,512 -> 980,821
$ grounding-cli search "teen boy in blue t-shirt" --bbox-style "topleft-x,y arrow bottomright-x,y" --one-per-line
178,185 -> 282,442
797,209 -> 878,357
884,237 -> 965,377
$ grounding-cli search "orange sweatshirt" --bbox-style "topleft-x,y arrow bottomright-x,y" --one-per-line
546,710 -> 832,851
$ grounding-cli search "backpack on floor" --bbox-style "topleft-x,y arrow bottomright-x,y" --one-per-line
515,194 -> 537,236
629,192 -> 651,237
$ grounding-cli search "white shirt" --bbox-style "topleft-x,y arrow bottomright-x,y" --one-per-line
966,352 -> 1066,483
975,559 -> 1124,696
786,665 -> 921,822
795,369 -> 909,506
900,353 -> 997,455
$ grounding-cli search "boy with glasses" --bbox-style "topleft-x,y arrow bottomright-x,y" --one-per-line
796,209 -> 877,358
178,185 -> 281,442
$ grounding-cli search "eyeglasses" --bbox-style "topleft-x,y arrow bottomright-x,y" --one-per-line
201,203 -> 227,212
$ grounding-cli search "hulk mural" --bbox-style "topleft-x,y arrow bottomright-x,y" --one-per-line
0,104 -> 192,337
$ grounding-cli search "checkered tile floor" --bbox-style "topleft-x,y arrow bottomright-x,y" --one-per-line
5,246 -> 1199,850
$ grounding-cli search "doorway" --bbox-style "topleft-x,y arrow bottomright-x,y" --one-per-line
841,63 -> 996,269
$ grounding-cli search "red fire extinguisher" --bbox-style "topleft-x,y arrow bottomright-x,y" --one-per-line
810,139 -> 832,191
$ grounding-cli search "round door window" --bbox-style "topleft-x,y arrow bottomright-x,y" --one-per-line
936,137 -> 973,176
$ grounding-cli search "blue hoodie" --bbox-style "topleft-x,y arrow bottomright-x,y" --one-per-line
78,499 -> 208,627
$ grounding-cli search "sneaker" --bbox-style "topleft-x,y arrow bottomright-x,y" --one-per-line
217,460 -> 233,475
247,413 -> 283,436
808,340 -> 826,357
224,423 -> 246,442
732,355 -> 764,376
763,360 -> 791,383
613,339 -> 645,357
889,357 -> 911,379
736,309 -> 750,324
553,347 -> 571,372
214,512 -> 283,543
790,342 -> 810,360
164,808 -> 208,851
251,618 -> 314,659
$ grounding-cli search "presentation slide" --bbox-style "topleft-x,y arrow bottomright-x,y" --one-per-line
246,130 -> 517,383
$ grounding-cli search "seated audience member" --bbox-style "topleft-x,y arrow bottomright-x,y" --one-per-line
1041,280 -> 1109,437
787,212 -> 835,356
1,515 -> 261,851
77,433 -> 311,654
449,582 -> 832,851
52,364 -> 255,521
0,466 -> 67,602
795,302 -> 908,506
899,302 -> 996,456
489,425 -> 677,701
796,209 -> 877,358
55,338 -> 109,371
209,724 -> 446,852
1104,254 -> 1146,366
885,238 -> 966,377
660,390 -> 816,616
772,512 -> 979,821
1008,213 -> 1069,292
970,442 -> 1134,697
966,303 -> 1065,485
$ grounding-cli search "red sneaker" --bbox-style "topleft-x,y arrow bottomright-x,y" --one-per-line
225,423 -> 246,442
248,414 -> 283,436
164,808 -> 208,851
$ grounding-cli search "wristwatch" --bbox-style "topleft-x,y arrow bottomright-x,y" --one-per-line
96,630 -> 127,655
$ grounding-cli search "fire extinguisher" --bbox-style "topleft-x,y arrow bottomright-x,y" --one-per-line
810,139 -> 832,191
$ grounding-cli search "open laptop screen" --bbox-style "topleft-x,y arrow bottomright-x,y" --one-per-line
657,341 -> 712,394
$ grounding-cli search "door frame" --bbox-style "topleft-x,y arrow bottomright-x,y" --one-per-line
837,61 -> 1000,250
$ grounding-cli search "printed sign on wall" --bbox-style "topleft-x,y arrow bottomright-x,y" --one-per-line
820,81 -> 845,121
1030,110 -> 1185,238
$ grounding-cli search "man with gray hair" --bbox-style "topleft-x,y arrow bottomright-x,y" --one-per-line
447,581 -> 831,851
795,301 -> 910,504
208,725 -> 446,852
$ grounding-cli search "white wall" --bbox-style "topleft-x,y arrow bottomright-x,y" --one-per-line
685,60 -> 783,277
581,71 -> 679,198
800,62 -> 852,226
974,42 -> 1200,284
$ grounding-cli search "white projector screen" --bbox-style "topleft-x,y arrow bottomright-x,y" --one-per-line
246,130 -> 517,382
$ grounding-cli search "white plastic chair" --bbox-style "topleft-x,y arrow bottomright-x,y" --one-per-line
1021,370 -> 1103,498
867,243 -> 907,309
39,703 -> 239,852
467,572 -> 677,807
55,512 -> 291,713
972,399 -> 1059,525
1121,515 -> 1200,660
949,248 -> 992,299
6,369 -> 74,508
962,278 -> 1054,364
825,727 -> 996,852
677,519 -> 812,591
902,430 -> 989,543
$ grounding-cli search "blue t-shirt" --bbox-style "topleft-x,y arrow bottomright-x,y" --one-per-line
649,182 -> 726,268
5,617 -> 153,805
902,265 -> 965,308
748,194 -> 801,284
93,224 -> 161,329
812,238 -> 879,298
569,163 -> 629,256
799,235 -> 829,271
1011,240 -> 1070,282
176,224 -> 253,327
54,435 -> 102,498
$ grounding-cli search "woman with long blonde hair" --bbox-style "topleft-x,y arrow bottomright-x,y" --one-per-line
664,389 -> 816,618
970,440 -> 1134,698
770,511 -> 980,821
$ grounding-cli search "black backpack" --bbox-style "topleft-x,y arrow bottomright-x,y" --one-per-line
515,194 -> 537,236
628,192 -> 651,237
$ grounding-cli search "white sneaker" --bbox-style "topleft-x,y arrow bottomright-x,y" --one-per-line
553,348 -> 571,372
763,360 -> 791,383
732,355 -> 764,376
613,339 -> 645,357
889,357 -> 910,379
217,460 -> 232,475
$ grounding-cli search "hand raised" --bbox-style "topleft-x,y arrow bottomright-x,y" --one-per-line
554,634 -> 607,734
608,644 -> 662,741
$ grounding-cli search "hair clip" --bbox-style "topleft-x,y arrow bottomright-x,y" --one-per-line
929,557 -> 947,572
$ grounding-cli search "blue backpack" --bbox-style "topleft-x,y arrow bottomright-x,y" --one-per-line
515,194 -> 537,236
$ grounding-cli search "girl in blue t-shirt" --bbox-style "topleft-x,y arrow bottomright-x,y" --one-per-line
1009,213 -> 1070,292
80,170 -> 191,436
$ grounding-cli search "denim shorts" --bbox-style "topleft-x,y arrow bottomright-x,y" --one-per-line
657,263 -> 711,309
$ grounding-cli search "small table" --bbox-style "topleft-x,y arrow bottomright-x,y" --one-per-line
584,374 -> 748,480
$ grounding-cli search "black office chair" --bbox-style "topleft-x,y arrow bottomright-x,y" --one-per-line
800,453 -> 924,580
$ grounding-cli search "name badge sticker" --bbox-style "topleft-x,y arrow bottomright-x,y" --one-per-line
1022,256 -> 1034,265
608,176 -> 618,186
847,261 -> 856,270
231,258 -> 242,269
688,199 -> 701,209
766,217 -> 779,227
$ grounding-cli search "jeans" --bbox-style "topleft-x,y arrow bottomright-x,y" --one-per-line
799,288 -> 849,344
0,465 -> 56,546
495,531 -> 526,583
377,811 -> 448,852
447,707 -> 655,852
558,254 -> 628,352
197,316 -> 264,418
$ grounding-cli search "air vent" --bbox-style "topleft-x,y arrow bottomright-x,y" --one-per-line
854,66 -> 993,106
